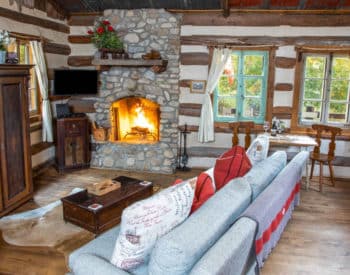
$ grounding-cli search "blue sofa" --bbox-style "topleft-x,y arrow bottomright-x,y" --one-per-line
68,150 -> 309,275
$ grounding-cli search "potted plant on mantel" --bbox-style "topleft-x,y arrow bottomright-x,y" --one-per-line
87,19 -> 128,59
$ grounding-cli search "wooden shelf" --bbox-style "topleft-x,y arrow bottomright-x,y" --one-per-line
92,58 -> 168,73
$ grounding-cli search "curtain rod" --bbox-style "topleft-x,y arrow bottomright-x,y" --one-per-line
207,44 -> 276,49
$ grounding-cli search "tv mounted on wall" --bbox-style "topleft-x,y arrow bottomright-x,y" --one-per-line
53,69 -> 99,96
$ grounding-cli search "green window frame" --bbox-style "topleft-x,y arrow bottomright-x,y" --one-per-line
299,53 -> 350,125
214,50 -> 269,124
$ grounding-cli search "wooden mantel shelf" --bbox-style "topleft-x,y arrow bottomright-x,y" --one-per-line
91,58 -> 168,73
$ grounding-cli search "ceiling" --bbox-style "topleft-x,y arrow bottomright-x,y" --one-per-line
54,0 -> 350,13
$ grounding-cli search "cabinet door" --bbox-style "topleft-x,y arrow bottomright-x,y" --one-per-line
0,76 -> 32,208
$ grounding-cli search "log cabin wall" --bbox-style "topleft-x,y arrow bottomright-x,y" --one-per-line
178,11 -> 350,179
0,0 -> 70,173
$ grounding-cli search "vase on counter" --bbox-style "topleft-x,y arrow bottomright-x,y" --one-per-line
0,51 -> 6,64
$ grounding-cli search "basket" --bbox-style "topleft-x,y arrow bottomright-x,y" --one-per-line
92,121 -> 109,141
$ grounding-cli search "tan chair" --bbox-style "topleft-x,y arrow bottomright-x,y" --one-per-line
229,121 -> 255,150
309,124 -> 342,192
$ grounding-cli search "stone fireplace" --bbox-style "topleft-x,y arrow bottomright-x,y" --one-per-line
110,97 -> 160,143
90,9 -> 181,173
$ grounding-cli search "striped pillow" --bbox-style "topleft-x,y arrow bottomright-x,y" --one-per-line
214,146 -> 252,190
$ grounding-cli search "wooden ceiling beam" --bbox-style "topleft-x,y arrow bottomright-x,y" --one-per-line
0,7 -> 69,33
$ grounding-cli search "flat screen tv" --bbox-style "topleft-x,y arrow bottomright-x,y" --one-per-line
53,69 -> 98,96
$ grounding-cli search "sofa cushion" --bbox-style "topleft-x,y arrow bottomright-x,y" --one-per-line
244,151 -> 287,200
110,182 -> 194,270
148,177 -> 252,275
214,146 -> 252,190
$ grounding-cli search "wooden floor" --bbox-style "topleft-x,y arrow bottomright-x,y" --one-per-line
0,167 -> 349,275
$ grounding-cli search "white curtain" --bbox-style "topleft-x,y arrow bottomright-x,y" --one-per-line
30,41 -> 53,142
198,48 -> 231,142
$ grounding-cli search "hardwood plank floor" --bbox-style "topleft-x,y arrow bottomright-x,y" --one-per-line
0,167 -> 349,275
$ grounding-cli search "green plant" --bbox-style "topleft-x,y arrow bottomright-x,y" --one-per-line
87,19 -> 123,50
0,29 -> 9,51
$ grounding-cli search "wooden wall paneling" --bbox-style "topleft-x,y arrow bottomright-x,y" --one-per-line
275,57 -> 296,68
179,79 -> 192,88
67,56 -> 93,67
273,106 -> 293,114
182,12 -> 350,27
179,103 -> 202,117
46,0 -> 67,20
68,99 -> 96,113
275,83 -> 293,91
68,13 -> 103,26
266,48 -> 276,123
68,35 -> 92,44
0,7 -> 69,33
43,42 -> 71,55
181,36 -> 350,47
291,48 -> 303,130
272,106 -> 293,119
180,52 -> 209,65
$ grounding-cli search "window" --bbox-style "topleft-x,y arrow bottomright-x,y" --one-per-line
214,51 -> 269,124
8,39 -> 39,115
299,53 -> 350,125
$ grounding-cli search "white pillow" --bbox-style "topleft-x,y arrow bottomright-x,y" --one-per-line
110,182 -> 194,270
246,135 -> 269,166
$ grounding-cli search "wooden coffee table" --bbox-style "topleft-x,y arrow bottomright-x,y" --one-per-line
61,176 -> 153,234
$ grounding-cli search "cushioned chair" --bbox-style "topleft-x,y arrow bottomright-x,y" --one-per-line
309,124 -> 342,192
229,121 -> 255,150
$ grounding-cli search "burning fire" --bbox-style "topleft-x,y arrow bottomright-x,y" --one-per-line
133,104 -> 155,132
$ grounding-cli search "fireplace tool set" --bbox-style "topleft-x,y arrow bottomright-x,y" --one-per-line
177,124 -> 190,171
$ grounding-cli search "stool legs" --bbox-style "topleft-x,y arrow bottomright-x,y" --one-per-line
319,162 -> 323,193
328,162 -> 335,186
310,159 -> 315,180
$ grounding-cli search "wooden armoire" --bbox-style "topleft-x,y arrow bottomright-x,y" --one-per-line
0,65 -> 33,217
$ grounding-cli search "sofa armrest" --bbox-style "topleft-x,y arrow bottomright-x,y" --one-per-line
70,253 -> 129,275
189,217 -> 258,275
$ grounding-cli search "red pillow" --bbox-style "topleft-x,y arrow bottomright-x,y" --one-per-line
214,146 -> 252,190
190,172 -> 215,213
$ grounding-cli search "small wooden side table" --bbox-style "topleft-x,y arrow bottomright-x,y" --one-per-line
61,176 -> 153,234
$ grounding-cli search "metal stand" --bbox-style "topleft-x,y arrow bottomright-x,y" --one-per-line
177,124 -> 191,171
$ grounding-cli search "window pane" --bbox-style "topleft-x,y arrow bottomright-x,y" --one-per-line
330,80 -> 349,101
244,78 -> 262,96
301,101 -> 322,122
328,102 -> 347,123
304,79 -> 323,99
217,76 -> 237,96
217,97 -> 236,117
244,55 -> 263,76
19,45 -> 26,64
332,57 -> 350,79
229,54 -> 239,75
243,98 -> 261,118
305,56 -> 326,78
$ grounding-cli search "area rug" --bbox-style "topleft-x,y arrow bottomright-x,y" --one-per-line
0,188 -> 94,247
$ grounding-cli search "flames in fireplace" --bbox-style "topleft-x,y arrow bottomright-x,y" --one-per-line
110,97 -> 160,143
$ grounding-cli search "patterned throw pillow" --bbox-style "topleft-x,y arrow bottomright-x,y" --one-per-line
214,146 -> 252,190
191,169 -> 216,213
246,135 -> 270,166
110,182 -> 194,270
